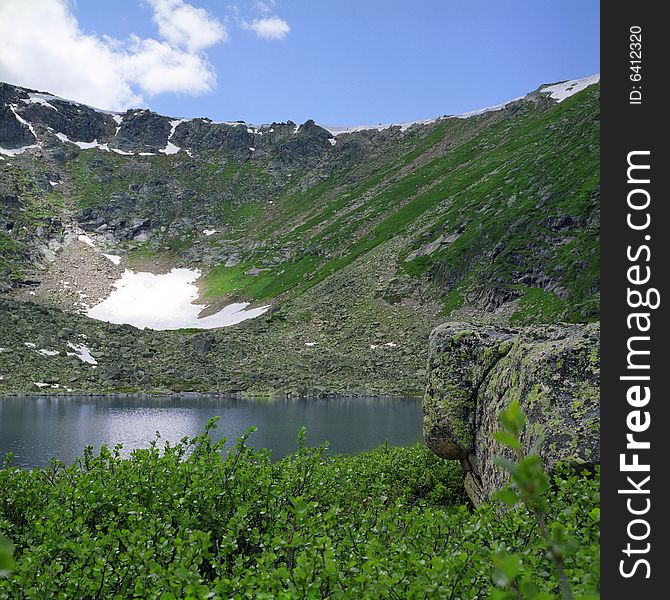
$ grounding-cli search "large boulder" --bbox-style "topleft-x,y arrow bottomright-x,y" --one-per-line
423,322 -> 599,504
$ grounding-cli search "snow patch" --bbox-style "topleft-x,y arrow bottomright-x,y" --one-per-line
37,349 -> 60,357
112,114 -> 123,136
67,342 -> 98,365
55,132 -> 139,155
321,123 -> 392,136
159,119 -> 185,155
540,74 -> 600,103
56,132 -> 106,150
23,93 -> 58,111
86,268 -> 271,330
10,105 -> 38,137
161,142 -> 180,155
319,74 -> 599,135
0,105 -> 40,155
202,229 -> 217,236
0,144 -> 36,156
103,253 -> 122,265
77,234 -> 96,248
14,89 -> 122,117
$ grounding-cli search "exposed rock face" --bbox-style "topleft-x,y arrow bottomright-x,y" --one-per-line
423,322 -> 599,504
0,105 -> 35,149
111,110 -> 172,153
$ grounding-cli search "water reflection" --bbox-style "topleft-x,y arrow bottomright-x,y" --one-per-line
0,395 -> 422,468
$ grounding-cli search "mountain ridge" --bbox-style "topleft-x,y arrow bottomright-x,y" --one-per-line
0,75 -> 600,395
1,74 -> 599,154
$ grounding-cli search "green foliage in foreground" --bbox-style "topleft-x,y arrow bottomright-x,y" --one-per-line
0,423 -> 599,599
492,400 -> 597,600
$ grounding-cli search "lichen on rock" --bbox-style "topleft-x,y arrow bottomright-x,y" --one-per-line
423,321 -> 599,504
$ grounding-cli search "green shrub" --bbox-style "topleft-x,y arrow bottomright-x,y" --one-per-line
0,420 -> 599,598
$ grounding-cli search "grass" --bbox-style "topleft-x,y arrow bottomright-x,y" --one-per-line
196,85 -> 599,325
509,287 -> 566,325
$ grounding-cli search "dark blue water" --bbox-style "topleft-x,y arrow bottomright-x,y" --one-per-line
0,395 -> 422,468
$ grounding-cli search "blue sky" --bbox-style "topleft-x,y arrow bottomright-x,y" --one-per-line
1,1 -> 599,125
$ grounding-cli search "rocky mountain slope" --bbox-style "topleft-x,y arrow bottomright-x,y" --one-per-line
0,77 -> 600,395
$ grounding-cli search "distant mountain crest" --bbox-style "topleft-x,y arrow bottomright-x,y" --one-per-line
0,75 -> 599,157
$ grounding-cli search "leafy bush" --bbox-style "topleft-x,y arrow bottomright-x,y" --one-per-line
492,400 -> 600,599
0,421 -> 599,598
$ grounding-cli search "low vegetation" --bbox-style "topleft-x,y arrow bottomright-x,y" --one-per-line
0,420 -> 599,598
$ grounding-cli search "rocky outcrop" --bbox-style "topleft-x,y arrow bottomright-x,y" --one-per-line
423,322 -> 599,504
111,110 -> 172,153
0,105 -> 35,149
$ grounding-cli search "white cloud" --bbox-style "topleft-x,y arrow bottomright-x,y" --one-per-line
123,36 -> 217,96
244,16 -> 290,40
0,0 -> 227,111
147,0 -> 228,52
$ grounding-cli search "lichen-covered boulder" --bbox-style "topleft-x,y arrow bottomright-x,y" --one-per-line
423,322 -> 599,504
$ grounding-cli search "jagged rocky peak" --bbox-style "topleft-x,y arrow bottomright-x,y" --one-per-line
0,82 -> 117,148
0,74 -> 600,159
111,109 -> 172,153
0,81 -> 339,159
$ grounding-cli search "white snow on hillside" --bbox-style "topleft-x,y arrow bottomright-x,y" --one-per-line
320,123 -> 394,136
112,114 -> 123,135
18,89 -> 122,117
320,100 -> 521,135
55,132 -> 133,154
102,253 -> 122,265
67,342 -> 98,365
56,133 -> 102,150
86,268 -> 270,330
37,348 -> 59,357
159,119 -> 185,155
539,74 -> 600,102
0,144 -> 36,156
22,93 -> 58,111
10,105 -> 38,137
